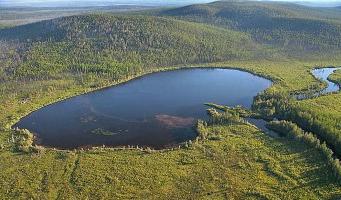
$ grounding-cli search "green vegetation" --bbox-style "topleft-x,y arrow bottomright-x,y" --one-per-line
158,1 -> 341,57
252,87 -> 341,156
267,120 -> 341,182
329,69 -> 341,85
0,6 -> 149,26
0,15 -> 261,80
293,95 -> 341,154
205,103 -> 253,118
91,128 -> 117,136
1,109 -> 341,198
12,128 -> 35,153
1,0 -> 341,198
0,24 -> 11,29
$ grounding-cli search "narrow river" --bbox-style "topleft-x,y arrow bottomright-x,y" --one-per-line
246,67 -> 341,138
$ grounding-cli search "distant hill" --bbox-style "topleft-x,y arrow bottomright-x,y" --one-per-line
0,14 -> 263,79
0,6 -> 154,26
2,1 -> 341,80
158,1 -> 341,56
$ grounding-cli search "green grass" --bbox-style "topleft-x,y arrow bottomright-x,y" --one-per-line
0,24 -> 11,29
1,2 -> 341,198
289,92 -> 341,154
329,69 -> 341,85
0,59 -> 341,198
1,121 -> 341,199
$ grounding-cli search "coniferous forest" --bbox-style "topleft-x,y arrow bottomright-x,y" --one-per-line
1,1 -> 341,199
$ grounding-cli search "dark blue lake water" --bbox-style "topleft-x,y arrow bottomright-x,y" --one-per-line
14,68 -> 272,149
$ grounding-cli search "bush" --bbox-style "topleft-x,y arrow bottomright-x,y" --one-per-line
206,108 -> 243,125
13,128 -> 35,153
196,120 -> 208,140
196,107 -> 245,142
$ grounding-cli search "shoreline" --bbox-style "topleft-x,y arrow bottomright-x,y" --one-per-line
9,65 -> 276,152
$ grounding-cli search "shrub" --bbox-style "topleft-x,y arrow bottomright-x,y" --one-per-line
13,128 -> 35,153
196,120 -> 208,140
206,108 -> 242,125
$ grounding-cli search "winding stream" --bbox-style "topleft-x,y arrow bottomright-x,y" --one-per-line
246,67 -> 341,137
313,67 -> 341,94
295,67 -> 341,100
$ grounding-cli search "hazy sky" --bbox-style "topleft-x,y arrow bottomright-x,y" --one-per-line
1,0 -> 341,7
0,0 -> 213,7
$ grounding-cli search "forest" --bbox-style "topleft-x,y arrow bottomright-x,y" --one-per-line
158,1 -> 341,57
0,15 -> 261,81
1,0 -> 341,199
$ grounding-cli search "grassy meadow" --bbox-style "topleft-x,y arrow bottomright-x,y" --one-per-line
1,113 -> 341,199
1,1 -> 341,199
329,69 -> 341,85
1,59 -> 341,198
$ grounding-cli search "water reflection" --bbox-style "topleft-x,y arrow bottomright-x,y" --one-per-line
14,68 -> 272,149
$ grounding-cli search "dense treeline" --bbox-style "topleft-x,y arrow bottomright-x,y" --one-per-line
1,3 -> 341,197
159,1 -> 341,56
161,1 -> 341,21
0,15 -> 261,80
2,2 -> 341,83
0,3 -> 339,157
253,91 -> 341,156
206,108 -> 243,126
252,91 -> 291,119
196,107 -> 245,140
199,104 -> 341,183
0,41 -> 25,82
267,120 -> 341,183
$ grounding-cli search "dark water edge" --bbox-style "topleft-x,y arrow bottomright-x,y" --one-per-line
245,118 -> 279,137
14,68 -> 272,149
13,67 -> 341,149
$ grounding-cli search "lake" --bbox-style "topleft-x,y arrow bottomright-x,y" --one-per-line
14,68 -> 272,149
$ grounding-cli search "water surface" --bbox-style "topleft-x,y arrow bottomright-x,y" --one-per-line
312,67 -> 341,94
14,68 -> 272,149
249,67 -> 341,139
246,118 -> 279,138
248,67 -> 341,138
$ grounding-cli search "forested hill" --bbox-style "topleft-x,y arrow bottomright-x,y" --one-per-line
2,2 -> 341,81
0,15 -> 264,79
158,1 -> 341,57
161,1 -> 341,20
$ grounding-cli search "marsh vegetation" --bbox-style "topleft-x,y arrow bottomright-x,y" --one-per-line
13,68 -> 271,149
1,0 -> 341,198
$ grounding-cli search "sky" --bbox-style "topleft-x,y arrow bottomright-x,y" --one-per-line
0,0 -> 213,7
1,0 -> 341,7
